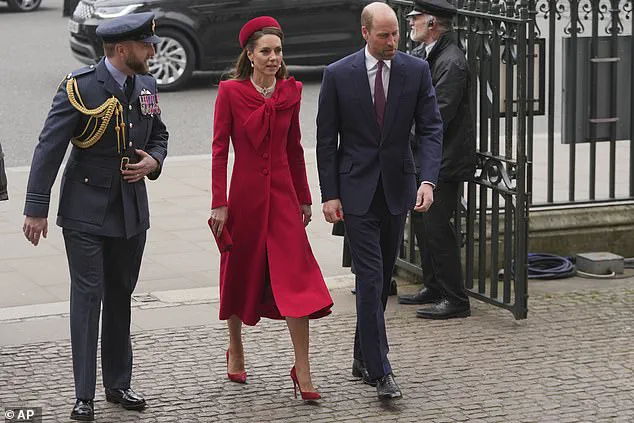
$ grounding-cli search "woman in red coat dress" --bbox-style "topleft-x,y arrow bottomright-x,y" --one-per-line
209,17 -> 333,400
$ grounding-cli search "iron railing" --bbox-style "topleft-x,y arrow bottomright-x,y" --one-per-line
352,0 -> 631,319
390,0 -> 534,319
532,0 -> 633,204
390,0 -> 632,206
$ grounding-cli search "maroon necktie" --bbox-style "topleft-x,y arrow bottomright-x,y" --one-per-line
374,60 -> 386,128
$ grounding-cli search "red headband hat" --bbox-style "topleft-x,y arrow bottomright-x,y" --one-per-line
239,16 -> 282,49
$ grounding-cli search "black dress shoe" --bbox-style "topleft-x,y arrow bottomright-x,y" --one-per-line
105,388 -> 146,411
388,279 -> 398,296
351,359 -> 377,386
70,399 -> 94,422
416,298 -> 471,319
398,287 -> 441,305
375,373 -> 402,399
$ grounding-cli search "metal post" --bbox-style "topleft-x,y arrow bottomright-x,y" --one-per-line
569,0 -> 579,201
502,0 -> 516,303
515,0 -> 530,319
527,0 -> 536,204
631,0 -> 634,197
609,0 -> 620,198
589,0 -> 599,199
547,0 -> 556,202
490,0 -> 502,299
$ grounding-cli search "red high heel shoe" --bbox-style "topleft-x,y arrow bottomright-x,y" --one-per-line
290,366 -> 321,400
226,350 -> 247,383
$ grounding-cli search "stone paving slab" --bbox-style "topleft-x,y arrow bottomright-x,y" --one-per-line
1,285 -> 633,422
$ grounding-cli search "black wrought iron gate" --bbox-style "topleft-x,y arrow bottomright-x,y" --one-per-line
390,0 -> 532,319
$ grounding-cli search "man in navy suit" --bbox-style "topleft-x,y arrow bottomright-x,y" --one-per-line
316,2 -> 443,399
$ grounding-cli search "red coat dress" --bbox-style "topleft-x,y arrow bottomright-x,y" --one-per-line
211,77 -> 333,326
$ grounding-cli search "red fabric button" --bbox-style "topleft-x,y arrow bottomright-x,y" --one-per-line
262,153 -> 269,159
262,169 -> 269,175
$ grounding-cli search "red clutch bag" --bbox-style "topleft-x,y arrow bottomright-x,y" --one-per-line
207,217 -> 233,253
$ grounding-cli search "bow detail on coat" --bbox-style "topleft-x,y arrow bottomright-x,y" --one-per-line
243,77 -> 301,151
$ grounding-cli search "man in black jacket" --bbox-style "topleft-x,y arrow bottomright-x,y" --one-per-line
397,0 -> 476,319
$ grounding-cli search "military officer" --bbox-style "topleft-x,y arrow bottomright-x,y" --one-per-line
22,12 -> 168,422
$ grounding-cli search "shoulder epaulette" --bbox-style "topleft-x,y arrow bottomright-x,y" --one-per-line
65,64 -> 96,81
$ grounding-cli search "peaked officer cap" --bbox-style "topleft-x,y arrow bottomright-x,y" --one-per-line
406,0 -> 458,18
96,12 -> 161,44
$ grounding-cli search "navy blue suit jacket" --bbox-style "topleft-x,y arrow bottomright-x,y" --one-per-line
316,49 -> 443,216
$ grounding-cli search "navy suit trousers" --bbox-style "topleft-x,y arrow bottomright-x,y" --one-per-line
344,181 -> 406,380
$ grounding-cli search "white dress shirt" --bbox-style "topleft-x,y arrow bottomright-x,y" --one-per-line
365,46 -> 435,189
424,40 -> 437,59
365,45 -> 391,103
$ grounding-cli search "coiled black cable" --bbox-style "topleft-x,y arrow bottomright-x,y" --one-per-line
525,253 -> 576,279
503,253 -> 577,280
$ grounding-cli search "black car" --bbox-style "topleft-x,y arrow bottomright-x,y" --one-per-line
1,0 -> 41,12
68,0 -> 371,91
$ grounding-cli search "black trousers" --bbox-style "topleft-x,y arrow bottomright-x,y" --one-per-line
63,229 -> 146,400
411,181 -> 469,305
344,182 -> 407,380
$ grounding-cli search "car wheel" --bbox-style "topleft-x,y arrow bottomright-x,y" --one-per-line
7,0 -> 42,12
149,28 -> 195,91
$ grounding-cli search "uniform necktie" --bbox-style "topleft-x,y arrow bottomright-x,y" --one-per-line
124,76 -> 134,101
374,60 -> 386,128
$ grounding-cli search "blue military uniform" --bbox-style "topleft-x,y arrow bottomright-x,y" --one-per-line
23,12 -> 168,418
25,62 -> 167,236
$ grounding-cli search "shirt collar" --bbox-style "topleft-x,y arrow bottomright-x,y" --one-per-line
425,40 -> 437,58
364,45 -> 392,71
104,57 -> 128,90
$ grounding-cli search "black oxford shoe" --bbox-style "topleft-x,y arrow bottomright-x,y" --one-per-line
388,279 -> 398,296
105,388 -> 146,410
351,359 -> 377,387
398,287 -> 441,305
376,373 -> 402,400
416,298 -> 471,320
70,399 -> 94,422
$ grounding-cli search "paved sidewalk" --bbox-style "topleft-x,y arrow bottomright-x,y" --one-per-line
1,155 -> 634,422
1,280 -> 633,422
